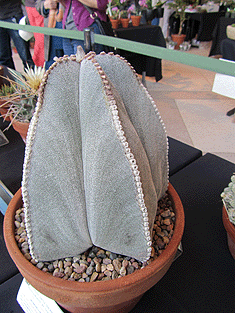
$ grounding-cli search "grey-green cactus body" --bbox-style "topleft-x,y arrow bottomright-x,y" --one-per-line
22,50 -> 169,263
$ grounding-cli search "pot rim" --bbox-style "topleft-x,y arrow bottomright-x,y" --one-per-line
222,205 -> 235,241
3,183 -> 184,294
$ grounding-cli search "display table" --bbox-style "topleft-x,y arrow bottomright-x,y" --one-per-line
209,16 -> 235,56
114,25 -> 166,82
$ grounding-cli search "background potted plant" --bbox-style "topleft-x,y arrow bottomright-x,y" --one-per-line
128,2 -> 143,26
120,9 -> 130,27
142,0 -> 167,22
106,0 -> 120,28
1,65 -> 45,142
168,0 -> 188,49
221,174 -> 235,259
0,83 -> 15,122
4,49 -> 185,313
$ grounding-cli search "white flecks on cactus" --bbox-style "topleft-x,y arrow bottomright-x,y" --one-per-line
221,174 -> 235,225
22,47 -> 169,263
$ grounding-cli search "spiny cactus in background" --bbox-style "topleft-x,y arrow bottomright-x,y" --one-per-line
22,48 -> 169,263
221,174 -> 235,225
0,84 -> 15,97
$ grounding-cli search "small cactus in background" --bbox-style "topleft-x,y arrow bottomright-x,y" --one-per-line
221,174 -> 235,225
22,48 -> 169,264
0,84 -> 15,97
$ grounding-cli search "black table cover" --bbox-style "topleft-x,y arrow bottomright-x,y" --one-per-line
221,37 -> 235,61
0,118 -> 25,194
132,153 -> 235,313
209,16 -> 235,56
115,25 -> 166,82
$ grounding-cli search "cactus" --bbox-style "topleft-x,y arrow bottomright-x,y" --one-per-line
221,174 -> 235,225
0,84 -> 15,97
22,48 -> 169,263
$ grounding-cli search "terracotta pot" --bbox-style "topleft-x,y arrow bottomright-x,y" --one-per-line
3,183 -> 184,313
109,18 -> 119,29
9,115 -> 29,143
131,15 -> 141,27
222,205 -> 235,259
120,18 -> 129,28
0,100 -> 11,121
171,34 -> 186,50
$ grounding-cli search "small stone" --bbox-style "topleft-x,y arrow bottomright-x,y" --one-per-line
53,269 -> 64,278
101,264 -> 107,272
58,260 -> 64,269
112,270 -> 118,280
36,262 -> 44,270
163,218 -> 171,226
106,263 -> 114,271
126,265 -> 135,275
64,261 -> 71,268
78,278 -> 85,282
14,221 -> 21,228
30,259 -> 38,265
98,273 -> 105,280
161,209 -> 171,218
104,270 -> 112,277
90,272 -> 98,282
88,251 -> 96,258
119,266 -> 126,276
96,263 -> 101,272
163,236 -> 170,244
86,266 -> 93,276
103,258 -> 111,265
48,264 -> 54,272
122,259 -> 129,268
112,259 -> 121,273
73,264 -> 86,274
131,262 -> 139,269
109,252 -> 117,260
24,253 -> 32,260
64,267 -> 73,276
16,227 -> 24,235
82,273 -> 88,279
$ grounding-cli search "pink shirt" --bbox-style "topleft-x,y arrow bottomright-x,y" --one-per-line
62,0 -> 108,31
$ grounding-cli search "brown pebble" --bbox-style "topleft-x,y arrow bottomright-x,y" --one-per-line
103,258 -> 111,265
104,270 -> 112,277
90,272 -> 98,282
24,253 -> 32,260
112,259 -> 121,273
106,263 -> 114,271
163,218 -> 171,226
122,259 -> 129,268
119,266 -> 126,276
101,264 -> 107,272
98,273 -> 105,280
64,267 -> 72,276
96,263 -> 101,272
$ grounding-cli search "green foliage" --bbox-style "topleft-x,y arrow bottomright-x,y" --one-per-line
0,84 -> 15,97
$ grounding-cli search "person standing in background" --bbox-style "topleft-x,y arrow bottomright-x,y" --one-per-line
58,0 -> 108,55
0,0 -> 34,70
36,0 -> 64,70
25,0 -> 45,66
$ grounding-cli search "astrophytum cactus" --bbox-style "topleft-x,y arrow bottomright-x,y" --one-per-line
22,47 -> 169,264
